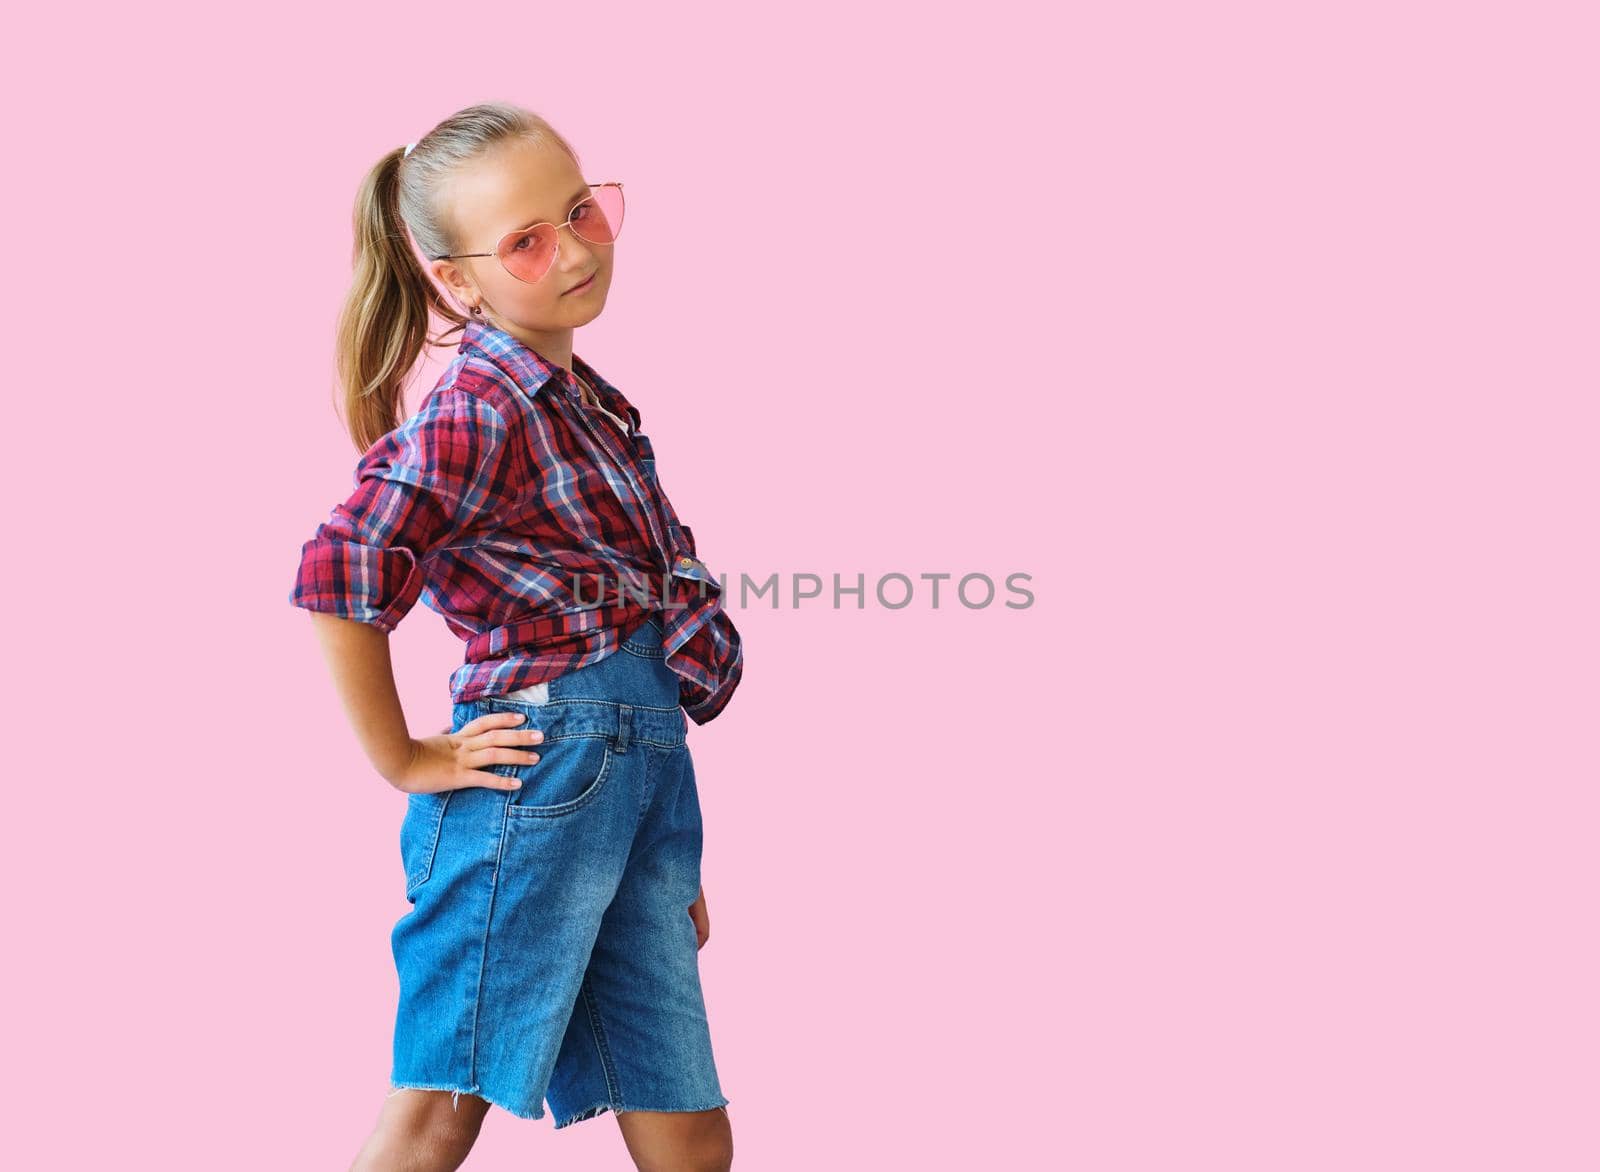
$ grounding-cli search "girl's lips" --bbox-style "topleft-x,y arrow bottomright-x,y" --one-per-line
564,272 -> 596,295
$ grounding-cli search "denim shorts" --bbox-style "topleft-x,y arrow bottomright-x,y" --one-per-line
388,615 -> 730,1127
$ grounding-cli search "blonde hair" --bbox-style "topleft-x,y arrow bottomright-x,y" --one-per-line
335,101 -> 582,451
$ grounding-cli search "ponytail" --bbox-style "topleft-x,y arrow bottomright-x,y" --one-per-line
330,101 -> 581,453
334,146 -> 459,452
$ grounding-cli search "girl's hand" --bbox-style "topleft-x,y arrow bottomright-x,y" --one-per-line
689,885 -> 710,950
390,711 -> 544,795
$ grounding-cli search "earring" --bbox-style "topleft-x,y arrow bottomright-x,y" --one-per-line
471,304 -> 483,316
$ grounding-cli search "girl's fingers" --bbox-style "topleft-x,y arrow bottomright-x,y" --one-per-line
460,711 -> 526,735
473,746 -> 542,767
466,745 -> 541,780
460,712 -> 544,752
448,713 -> 544,789
435,768 -> 527,794
465,736 -> 543,763
434,770 -> 524,794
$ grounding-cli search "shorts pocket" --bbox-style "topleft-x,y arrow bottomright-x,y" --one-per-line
400,791 -> 451,898
492,734 -> 614,819
621,616 -> 667,658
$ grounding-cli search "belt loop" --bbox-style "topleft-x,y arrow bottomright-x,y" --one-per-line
615,704 -> 632,754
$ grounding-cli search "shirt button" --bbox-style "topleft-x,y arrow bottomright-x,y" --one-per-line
679,557 -> 693,567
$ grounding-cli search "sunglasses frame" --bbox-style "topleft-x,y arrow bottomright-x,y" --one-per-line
432,181 -> 625,284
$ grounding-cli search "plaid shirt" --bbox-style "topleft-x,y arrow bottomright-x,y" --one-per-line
289,318 -> 743,724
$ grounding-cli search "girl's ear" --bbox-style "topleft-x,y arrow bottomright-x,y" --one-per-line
431,260 -> 480,312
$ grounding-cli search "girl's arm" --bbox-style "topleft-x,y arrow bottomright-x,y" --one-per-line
292,390 -> 536,793
306,609 -> 537,792
307,610 -> 415,783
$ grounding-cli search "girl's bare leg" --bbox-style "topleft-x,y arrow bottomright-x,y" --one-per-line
348,1089 -> 492,1172
615,1104 -> 733,1172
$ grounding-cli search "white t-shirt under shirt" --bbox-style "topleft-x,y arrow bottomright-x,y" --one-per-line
577,371 -> 632,437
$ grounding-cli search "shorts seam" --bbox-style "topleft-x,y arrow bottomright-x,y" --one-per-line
580,977 -> 624,1109
487,730 -> 683,747
465,809 -> 512,1091
478,697 -> 682,715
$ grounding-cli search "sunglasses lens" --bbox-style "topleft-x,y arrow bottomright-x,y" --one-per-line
494,186 -> 625,283
571,184 -> 625,246
498,224 -> 560,283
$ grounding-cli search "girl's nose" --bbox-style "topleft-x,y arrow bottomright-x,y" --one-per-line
555,233 -> 595,269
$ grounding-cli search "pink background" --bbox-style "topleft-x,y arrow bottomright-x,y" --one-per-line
9,2 -> 1597,1169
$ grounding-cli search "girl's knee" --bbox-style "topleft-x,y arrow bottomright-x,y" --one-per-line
382,1088 -> 489,1150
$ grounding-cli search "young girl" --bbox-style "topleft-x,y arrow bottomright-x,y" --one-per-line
289,102 -> 742,1170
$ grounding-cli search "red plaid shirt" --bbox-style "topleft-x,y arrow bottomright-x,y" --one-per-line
289,318 -> 743,724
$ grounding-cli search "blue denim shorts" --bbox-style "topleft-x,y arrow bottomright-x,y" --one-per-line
388,615 -> 729,1127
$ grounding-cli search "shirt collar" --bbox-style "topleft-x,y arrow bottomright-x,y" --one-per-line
457,317 -> 620,412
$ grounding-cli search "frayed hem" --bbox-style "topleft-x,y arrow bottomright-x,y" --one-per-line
553,1101 -> 616,1129
386,1081 -> 546,1121
553,1098 -> 730,1130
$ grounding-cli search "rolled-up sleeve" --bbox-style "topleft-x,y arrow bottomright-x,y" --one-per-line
289,391 -> 511,632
